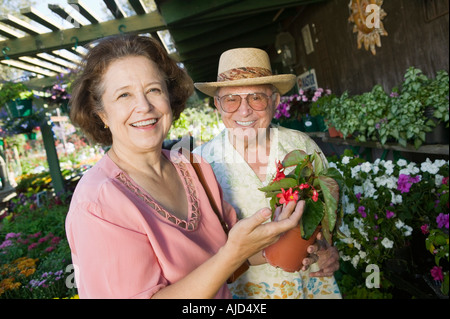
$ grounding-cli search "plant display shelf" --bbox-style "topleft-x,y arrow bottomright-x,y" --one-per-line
303,132 -> 449,156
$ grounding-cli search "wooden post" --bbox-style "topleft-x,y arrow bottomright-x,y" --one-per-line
40,119 -> 65,194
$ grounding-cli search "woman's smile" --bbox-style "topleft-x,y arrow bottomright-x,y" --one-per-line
130,118 -> 159,128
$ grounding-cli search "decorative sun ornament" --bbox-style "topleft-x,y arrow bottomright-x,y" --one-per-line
348,0 -> 388,55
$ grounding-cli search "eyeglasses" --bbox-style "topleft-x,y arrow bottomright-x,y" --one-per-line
215,92 -> 277,113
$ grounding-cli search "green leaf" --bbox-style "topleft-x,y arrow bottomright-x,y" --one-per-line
301,198 -> 324,240
414,138 -> 422,149
312,151 -> 324,175
258,178 -> 298,192
318,175 -> 339,232
282,150 -> 308,167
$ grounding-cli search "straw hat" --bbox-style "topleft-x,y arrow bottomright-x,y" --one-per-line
194,48 -> 296,97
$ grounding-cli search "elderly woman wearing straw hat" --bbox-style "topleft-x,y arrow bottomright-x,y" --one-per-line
65,35 -> 304,299
193,48 -> 341,299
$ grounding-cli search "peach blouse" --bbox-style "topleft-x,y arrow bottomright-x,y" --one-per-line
65,150 -> 238,299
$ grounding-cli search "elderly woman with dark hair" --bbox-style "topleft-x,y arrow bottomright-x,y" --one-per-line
65,34 -> 303,299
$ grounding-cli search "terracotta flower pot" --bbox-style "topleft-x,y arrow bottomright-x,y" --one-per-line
328,125 -> 342,138
264,226 -> 320,272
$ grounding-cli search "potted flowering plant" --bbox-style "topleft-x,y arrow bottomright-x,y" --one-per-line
273,88 -> 331,132
259,149 -> 344,272
45,83 -> 71,112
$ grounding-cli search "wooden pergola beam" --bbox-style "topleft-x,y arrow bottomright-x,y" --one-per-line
0,24 -> 23,39
129,0 -> 148,15
0,59 -> 57,77
103,0 -> 127,19
67,0 -> 103,24
48,4 -> 85,28
0,11 -> 167,60
0,14 -> 44,36
20,7 -> 64,32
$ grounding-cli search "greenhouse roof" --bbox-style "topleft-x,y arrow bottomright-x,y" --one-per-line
0,0 -> 324,88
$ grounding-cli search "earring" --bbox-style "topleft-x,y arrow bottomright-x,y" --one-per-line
104,124 -> 109,129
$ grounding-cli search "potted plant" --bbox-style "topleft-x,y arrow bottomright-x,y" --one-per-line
0,81 -> 34,118
45,83 -> 71,114
423,70 -> 449,144
259,149 -> 344,272
273,88 -> 332,132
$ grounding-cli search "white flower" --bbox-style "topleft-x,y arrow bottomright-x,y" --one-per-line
395,220 -> 405,229
361,162 -> 372,173
372,165 -> 380,175
421,158 -> 439,174
397,159 -> 408,167
435,174 -> 444,187
403,225 -> 413,237
434,159 -> 448,168
354,185 -> 364,196
341,156 -> 351,164
363,179 -> 377,198
359,251 -> 367,260
351,255 -> 360,268
381,237 -> 394,249
339,223 -> 351,239
384,160 -> 394,175
345,202 -> 355,215
328,161 -> 337,169
351,165 -> 361,179
374,175 -> 397,189
390,191 -> 403,204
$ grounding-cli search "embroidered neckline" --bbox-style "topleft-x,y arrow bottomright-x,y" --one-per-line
116,160 -> 200,231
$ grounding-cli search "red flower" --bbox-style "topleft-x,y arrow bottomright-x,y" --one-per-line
277,188 -> 299,204
299,183 -> 310,190
273,160 -> 286,182
312,187 -> 319,202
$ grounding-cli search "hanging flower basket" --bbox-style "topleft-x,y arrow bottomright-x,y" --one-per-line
5,98 -> 33,118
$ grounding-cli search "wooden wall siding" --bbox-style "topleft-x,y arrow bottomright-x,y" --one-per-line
288,0 -> 449,95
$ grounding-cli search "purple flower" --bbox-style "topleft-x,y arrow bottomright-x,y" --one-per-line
355,193 -> 362,202
386,210 -> 395,219
0,240 -> 13,249
390,92 -> 399,98
358,206 -> 367,218
397,174 -> 413,193
436,213 -> 449,229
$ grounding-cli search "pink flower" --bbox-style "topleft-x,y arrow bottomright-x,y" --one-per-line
421,224 -> 430,235
28,243 -> 38,250
430,266 -> 444,282
45,246 -> 56,253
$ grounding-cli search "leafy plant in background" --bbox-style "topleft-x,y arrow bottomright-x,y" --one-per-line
0,81 -> 33,106
316,67 -> 449,149
168,96 -> 223,145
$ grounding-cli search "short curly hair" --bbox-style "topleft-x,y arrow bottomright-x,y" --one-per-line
69,34 -> 194,146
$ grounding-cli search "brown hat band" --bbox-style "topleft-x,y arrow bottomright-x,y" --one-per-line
217,67 -> 272,82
